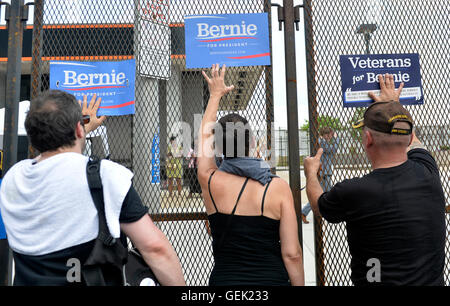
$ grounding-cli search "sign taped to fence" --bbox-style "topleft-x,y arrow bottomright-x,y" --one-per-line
50,60 -> 136,116
151,132 -> 160,184
0,178 -> 6,240
137,0 -> 171,79
340,53 -> 423,107
184,13 -> 271,68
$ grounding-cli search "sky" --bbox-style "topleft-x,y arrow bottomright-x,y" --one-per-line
270,0 -> 309,129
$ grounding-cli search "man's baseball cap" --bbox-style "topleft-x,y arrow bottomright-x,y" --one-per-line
352,101 -> 413,135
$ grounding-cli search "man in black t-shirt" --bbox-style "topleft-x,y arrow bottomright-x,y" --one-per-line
304,74 -> 446,286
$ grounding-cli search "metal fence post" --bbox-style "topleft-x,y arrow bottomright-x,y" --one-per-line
30,0 -> 43,100
282,0 -> 302,247
264,0 -> 275,174
0,0 -> 28,286
302,0 -> 325,286
29,0 -> 43,159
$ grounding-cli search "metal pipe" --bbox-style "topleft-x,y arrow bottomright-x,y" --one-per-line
283,0 -> 302,247
365,33 -> 371,55
1,0 -> 27,286
29,0 -> 43,159
30,0 -> 43,100
265,0 -> 275,174
302,0 -> 325,286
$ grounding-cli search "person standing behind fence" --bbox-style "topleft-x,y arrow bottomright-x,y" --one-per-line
304,74 -> 446,286
187,140 -> 201,198
167,135 -> 183,197
197,64 -> 304,286
0,91 -> 185,286
301,127 -> 339,224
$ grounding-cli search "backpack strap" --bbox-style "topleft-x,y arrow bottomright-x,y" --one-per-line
82,265 -> 106,286
86,159 -> 116,246
83,159 -> 128,286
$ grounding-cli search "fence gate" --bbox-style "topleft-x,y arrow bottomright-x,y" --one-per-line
31,0 -> 275,285
303,0 -> 450,285
27,0 -> 449,287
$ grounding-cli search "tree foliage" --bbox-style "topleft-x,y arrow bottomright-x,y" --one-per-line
300,115 -> 343,132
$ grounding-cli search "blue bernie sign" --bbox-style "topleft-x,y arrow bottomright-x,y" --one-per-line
0,179 -> 6,239
151,132 -> 160,184
50,60 -> 136,116
185,13 -> 271,68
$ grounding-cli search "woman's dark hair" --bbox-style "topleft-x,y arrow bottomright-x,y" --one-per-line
215,113 -> 251,159
25,90 -> 82,153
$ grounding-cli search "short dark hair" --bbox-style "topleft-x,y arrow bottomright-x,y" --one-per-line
319,126 -> 334,136
215,113 -> 251,159
25,90 -> 82,153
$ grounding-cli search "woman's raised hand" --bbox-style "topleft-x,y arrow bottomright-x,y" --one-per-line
202,64 -> 235,98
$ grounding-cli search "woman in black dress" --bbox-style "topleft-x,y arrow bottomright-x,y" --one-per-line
197,64 -> 304,286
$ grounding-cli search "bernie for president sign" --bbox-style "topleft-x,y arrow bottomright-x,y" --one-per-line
184,13 -> 271,68
50,60 -> 136,116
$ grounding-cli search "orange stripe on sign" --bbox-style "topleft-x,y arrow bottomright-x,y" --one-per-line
227,52 -> 270,59
99,100 -> 135,109
198,37 -> 257,43
65,86 -> 127,91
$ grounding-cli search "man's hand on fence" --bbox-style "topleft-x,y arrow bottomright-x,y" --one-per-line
79,94 -> 106,134
369,73 -> 404,103
304,148 -> 323,179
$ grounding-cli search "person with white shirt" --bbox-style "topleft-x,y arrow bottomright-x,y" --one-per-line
0,90 -> 185,286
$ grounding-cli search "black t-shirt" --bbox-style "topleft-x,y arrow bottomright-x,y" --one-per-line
13,185 -> 148,286
318,149 -> 446,286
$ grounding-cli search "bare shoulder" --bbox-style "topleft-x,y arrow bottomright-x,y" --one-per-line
262,177 -> 294,220
266,177 -> 293,204
270,177 -> 291,193
199,169 -> 237,192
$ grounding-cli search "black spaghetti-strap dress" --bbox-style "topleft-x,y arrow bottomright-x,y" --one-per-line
207,172 -> 290,286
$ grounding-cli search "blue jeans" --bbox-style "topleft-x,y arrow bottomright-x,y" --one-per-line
302,175 -> 332,217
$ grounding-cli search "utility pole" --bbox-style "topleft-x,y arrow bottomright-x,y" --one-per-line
271,1 -> 303,246
0,0 -> 29,286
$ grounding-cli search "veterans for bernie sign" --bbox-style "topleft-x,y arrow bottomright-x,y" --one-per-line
50,60 -> 136,116
340,53 -> 423,107
184,13 -> 271,68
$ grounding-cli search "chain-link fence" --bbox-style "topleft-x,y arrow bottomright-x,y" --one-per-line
303,0 -> 450,285
27,0 -> 449,286
275,129 -> 310,169
30,0 -> 274,286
